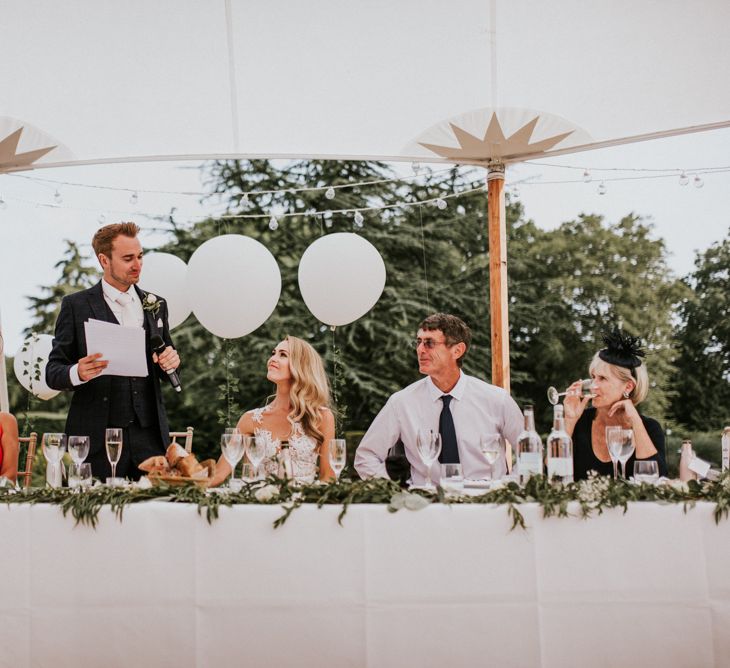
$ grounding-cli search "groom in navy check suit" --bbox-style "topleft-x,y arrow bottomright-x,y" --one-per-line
46,222 -> 181,480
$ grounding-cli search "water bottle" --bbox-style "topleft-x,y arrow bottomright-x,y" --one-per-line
546,404 -> 574,483
679,440 -> 696,482
278,440 -> 293,480
516,405 -> 543,481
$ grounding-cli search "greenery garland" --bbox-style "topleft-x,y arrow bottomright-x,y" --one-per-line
1,472 -> 729,530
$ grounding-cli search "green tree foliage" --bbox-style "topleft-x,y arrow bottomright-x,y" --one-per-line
671,231 -> 730,430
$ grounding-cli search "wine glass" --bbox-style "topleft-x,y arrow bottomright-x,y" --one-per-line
67,436 -> 90,466
105,428 -> 123,484
247,436 -> 267,480
618,429 -> 635,479
329,439 -> 347,481
42,433 -> 67,488
633,460 -> 659,483
547,379 -> 593,406
415,430 -> 442,488
480,434 -> 502,481
221,433 -> 244,487
605,426 -> 623,480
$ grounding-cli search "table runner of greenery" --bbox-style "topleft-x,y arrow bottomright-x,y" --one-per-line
2,473 -> 729,530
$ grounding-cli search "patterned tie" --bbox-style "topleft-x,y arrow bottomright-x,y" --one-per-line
438,395 -> 459,463
115,291 -> 138,327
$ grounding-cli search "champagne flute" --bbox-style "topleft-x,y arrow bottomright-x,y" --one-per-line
329,439 -> 347,481
480,433 -> 502,481
246,436 -> 267,480
221,433 -> 244,487
68,435 -> 90,466
42,433 -> 67,488
547,379 -> 593,406
605,426 -> 623,480
618,429 -> 635,479
415,430 -> 442,489
105,428 -> 123,484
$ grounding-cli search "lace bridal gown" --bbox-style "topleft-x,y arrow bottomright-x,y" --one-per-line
251,406 -> 318,483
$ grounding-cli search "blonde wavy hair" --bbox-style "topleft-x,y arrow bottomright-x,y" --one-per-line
589,353 -> 649,405
284,335 -> 332,446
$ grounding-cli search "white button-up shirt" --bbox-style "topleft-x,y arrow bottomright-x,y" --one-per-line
354,372 -> 524,485
70,280 -> 145,386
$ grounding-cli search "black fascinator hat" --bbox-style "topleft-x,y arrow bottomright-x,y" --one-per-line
598,327 -> 645,370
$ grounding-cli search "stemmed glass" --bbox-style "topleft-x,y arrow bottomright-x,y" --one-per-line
42,433 -> 67,488
68,436 -> 90,466
617,429 -> 635,479
416,430 -> 442,489
329,439 -> 347,481
247,436 -> 267,480
105,428 -> 123,484
480,434 -> 502,481
221,432 -> 244,488
547,379 -> 593,406
605,426 -> 623,480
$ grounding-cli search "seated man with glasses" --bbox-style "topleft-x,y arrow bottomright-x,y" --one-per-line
354,313 -> 523,486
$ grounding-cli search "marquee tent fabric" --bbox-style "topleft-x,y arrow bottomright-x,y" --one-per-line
1,0 -> 730,171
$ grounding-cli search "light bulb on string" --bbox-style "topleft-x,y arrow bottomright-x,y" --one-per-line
129,191 -> 139,206
597,181 -> 607,195
53,189 -> 62,205
325,186 -> 336,200
679,171 -> 689,186
353,211 -> 364,227
412,162 -> 422,175
693,175 -> 704,189
98,214 -> 107,225
583,169 -> 592,183
511,185 -> 520,198
268,215 -> 279,231
435,197 -> 447,210
241,193 -> 250,206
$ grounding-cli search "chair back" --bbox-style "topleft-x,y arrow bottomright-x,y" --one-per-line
17,432 -> 38,489
169,426 -> 194,453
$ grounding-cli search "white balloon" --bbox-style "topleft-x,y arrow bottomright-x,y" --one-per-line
298,233 -> 386,326
13,334 -> 60,401
186,235 -> 281,338
138,252 -> 191,329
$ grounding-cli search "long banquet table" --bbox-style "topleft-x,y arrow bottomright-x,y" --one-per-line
2,500 -> 728,668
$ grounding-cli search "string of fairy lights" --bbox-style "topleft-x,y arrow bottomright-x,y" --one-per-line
0,160 -> 727,229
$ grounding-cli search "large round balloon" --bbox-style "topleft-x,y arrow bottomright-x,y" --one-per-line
13,334 -> 60,401
186,235 -> 281,338
298,233 -> 386,326
139,252 -> 191,329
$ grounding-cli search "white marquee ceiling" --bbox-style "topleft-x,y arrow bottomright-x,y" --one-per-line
1,0 -> 730,172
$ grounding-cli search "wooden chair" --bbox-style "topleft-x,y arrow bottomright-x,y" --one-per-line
169,426 -> 194,453
16,432 -> 38,489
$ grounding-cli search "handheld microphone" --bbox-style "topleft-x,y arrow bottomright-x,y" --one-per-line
150,334 -> 182,393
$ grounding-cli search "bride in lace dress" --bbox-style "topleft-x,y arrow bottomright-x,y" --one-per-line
209,336 -> 335,486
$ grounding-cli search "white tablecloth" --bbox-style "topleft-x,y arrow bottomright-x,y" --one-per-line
1,501 -> 728,668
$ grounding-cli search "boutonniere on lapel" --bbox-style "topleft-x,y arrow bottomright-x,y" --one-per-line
142,292 -> 163,317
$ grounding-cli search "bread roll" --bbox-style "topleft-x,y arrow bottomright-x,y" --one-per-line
200,459 -> 217,477
138,455 -> 168,473
166,443 -> 188,468
178,454 -> 204,477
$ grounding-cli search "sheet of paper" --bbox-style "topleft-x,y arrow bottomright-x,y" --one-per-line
84,318 -> 148,377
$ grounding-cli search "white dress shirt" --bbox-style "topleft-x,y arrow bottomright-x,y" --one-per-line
69,280 -> 144,386
354,372 -> 524,485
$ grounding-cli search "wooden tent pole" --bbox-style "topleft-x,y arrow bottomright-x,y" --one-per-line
487,161 -> 510,392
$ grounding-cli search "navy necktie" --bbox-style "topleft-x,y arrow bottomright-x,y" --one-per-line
438,395 -> 459,463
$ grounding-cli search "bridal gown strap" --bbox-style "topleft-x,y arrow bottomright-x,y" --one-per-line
251,406 -> 318,482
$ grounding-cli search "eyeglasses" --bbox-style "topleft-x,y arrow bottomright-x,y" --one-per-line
413,338 -> 448,350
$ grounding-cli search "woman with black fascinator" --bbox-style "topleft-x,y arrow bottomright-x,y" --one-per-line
563,328 -> 667,481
